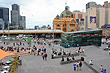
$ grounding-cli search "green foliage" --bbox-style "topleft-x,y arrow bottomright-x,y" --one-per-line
11,55 -> 19,73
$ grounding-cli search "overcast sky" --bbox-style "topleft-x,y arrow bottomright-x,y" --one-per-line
0,0 -> 108,29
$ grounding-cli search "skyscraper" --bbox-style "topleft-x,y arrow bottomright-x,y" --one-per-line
0,7 -> 9,29
86,2 -> 97,10
20,16 -> 26,29
11,4 -> 20,29
104,1 -> 110,9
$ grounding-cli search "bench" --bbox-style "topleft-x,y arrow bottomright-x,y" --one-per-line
52,53 -> 79,59
83,61 -> 99,73
60,59 -> 82,65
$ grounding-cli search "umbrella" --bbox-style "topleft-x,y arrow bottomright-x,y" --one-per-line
0,49 -> 15,69
0,49 -> 15,60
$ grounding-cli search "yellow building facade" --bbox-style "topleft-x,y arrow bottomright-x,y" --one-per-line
53,6 -> 77,32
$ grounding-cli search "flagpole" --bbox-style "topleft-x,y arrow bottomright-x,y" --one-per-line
8,21 -> 10,40
3,21 -> 4,37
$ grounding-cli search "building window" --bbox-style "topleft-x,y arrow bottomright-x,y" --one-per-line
71,29 -> 74,32
63,25 -> 65,27
70,24 -> 75,27
56,28 -> 61,30
57,24 -> 60,27
63,28 -> 66,32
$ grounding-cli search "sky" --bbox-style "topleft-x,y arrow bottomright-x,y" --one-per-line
0,0 -> 108,29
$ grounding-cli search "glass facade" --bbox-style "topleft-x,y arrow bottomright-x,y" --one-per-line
0,7 -> 9,29
61,30 -> 102,48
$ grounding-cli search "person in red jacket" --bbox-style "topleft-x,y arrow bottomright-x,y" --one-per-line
42,54 -> 45,60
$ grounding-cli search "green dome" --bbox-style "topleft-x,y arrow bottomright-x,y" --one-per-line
55,6 -> 73,19
60,6 -> 73,18
60,10 -> 73,18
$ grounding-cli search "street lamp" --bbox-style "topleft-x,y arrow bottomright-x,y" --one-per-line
52,23 -> 54,50
8,21 -> 10,39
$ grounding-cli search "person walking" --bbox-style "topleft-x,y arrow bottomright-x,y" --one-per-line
99,65 -> 103,72
76,62 -> 79,71
45,53 -> 47,60
42,54 -> 45,60
34,50 -> 36,56
73,62 -> 76,71
79,61 -> 82,70
103,69 -> 107,73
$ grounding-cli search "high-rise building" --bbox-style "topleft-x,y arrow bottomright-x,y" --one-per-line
0,7 -> 9,29
0,18 -> 4,30
84,7 -> 110,30
84,7 -> 97,30
20,16 -> 26,29
105,8 -> 110,24
104,1 -> 110,9
86,2 -> 97,10
96,8 -> 105,28
34,26 -> 39,29
86,2 -> 104,10
11,4 -> 20,29
73,10 -> 85,31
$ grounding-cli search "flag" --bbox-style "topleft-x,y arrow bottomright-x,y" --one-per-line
65,1 -> 67,6
1,26 -> 5,33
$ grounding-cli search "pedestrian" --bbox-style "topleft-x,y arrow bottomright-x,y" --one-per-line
13,43 -> 15,46
4,41 -> 5,45
61,56 -> 64,61
67,57 -> 70,61
82,49 -> 84,53
44,48 -> 46,53
42,54 -> 45,60
73,62 -> 76,71
109,51 -> 110,55
23,42 -> 24,45
106,35 -> 108,41
99,65 -> 103,72
60,48 -> 62,52
79,61 -> 82,70
103,69 -> 107,73
63,49 -> 64,54
89,60 -> 93,65
34,50 -> 36,56
76,62 -> 79,71
45,53 -> 47,60
72,56 -> 75,60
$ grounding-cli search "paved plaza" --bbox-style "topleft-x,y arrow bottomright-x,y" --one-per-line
1,38 -> 110,73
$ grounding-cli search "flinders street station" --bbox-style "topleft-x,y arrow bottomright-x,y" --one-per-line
53,6 -> 77,32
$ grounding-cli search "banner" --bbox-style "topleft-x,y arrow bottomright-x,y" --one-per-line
90,17 -> 96,24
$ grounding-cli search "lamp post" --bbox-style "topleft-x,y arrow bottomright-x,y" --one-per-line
52,23 -> 54,50
8,21 -> 10,40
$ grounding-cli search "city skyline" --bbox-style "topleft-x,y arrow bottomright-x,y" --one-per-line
0,0 -> 107,29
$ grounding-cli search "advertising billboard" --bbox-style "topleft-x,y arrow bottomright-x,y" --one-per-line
90,17 -> 96,24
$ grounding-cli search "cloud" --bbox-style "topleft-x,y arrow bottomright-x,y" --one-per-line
0,0 -> 107,29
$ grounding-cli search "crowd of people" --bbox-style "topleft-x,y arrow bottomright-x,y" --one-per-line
0,37 -> 109,73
